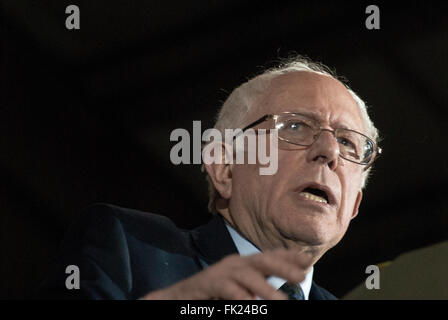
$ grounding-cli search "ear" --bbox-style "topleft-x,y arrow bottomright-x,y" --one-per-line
203,143 -> 233,200
351,190 -> 363,219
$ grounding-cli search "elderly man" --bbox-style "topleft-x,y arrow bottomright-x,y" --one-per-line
38,56 -> 381,300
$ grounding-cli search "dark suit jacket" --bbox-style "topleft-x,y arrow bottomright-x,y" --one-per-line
38,203 -> 337,300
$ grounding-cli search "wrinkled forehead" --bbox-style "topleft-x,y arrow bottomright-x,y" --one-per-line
249,71 -> 365,133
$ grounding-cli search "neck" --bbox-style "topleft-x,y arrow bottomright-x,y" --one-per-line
218,207 -> 325,273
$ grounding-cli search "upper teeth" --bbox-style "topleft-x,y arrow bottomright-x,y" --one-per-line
299,192 -> 328,204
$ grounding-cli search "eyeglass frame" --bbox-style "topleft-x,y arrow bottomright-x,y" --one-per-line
234,112 -> 382,170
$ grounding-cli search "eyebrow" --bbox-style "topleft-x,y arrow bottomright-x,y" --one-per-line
288,109 -> 357,131
291,110 -> 322,122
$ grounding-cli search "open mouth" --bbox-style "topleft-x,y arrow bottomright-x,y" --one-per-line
298,187 -> 329,204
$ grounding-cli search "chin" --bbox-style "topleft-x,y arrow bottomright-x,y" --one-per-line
280,220 -> 337,247
300,232 -> 332,247
273,204 -> 339,245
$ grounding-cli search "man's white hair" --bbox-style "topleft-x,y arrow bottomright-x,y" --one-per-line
205,55 -> 379,214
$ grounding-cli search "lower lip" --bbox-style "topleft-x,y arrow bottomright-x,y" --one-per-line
295,193 -> 333,210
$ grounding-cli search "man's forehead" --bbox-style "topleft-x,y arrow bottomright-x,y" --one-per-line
252,71 -> 364,131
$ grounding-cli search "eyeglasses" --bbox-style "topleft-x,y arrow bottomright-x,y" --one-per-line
238,112 -> 382,169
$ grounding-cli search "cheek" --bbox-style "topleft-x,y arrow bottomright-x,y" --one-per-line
339,168 -> 363,215
233,163 -> 288,217
232,164 -> 267,207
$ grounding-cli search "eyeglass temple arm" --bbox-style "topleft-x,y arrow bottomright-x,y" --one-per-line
233,115 -> 272,141
241,114 -> 273,132
363,146 -> 382,171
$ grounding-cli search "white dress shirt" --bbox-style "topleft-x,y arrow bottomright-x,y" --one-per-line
225,222 -> 313,300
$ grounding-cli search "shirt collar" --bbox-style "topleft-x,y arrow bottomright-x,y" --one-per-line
225,222 -> 313,300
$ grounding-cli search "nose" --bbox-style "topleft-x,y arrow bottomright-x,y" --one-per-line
306,129 -> 340,171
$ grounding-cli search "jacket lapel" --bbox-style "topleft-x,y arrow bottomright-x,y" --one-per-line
309,281 -> 337,300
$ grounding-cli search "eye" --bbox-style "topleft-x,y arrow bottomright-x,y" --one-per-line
285,121 -> 306,131
337,137 -> 357,150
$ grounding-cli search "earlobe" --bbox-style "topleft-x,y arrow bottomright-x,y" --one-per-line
351,190 -> 363,219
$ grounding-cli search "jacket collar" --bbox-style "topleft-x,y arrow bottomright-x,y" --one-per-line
190,214 -> 238,266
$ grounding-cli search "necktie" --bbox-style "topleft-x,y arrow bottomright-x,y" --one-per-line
279,282 -> 305,300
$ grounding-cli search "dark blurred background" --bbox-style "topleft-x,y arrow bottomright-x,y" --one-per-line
0,0 -> 447,299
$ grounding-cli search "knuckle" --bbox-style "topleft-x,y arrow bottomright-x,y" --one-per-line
222,254 -> 241,265
220,281 -> 240,298
249,252 -> 268,266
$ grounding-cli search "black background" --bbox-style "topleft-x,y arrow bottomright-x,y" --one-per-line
1,0 -> 447,299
